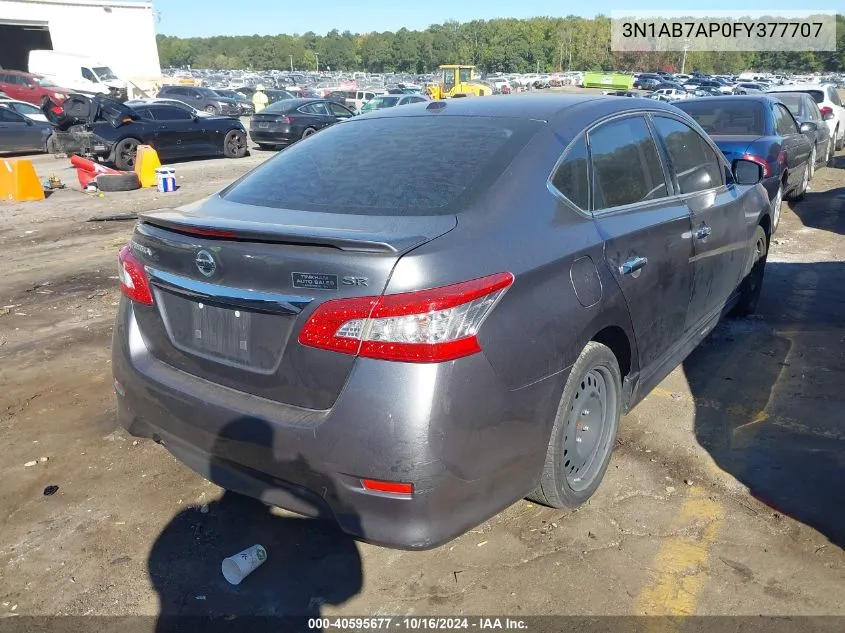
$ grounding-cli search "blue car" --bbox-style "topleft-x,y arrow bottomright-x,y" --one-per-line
676,95 -> 814,233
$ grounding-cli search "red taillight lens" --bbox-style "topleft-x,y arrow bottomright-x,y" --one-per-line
117,244 -> 154,305
298,272 -> 514,363
278,115 -> 292,124
820,106 -> 833,117
361,479 -> 414,495
740,153 -> 771,178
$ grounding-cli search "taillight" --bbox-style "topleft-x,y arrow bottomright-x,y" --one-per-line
117,244 -> 154,305
278,115 -> 292,124
740,153 -> 771,178
820,106 -> 833,117
298,272 -> 514,363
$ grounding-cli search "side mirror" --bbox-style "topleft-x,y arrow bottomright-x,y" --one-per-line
799,121 -> 817,134
823,111 -> 835,121
732,158 -> 764,185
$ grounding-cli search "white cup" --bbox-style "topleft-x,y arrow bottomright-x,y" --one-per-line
221,544 -> 268,585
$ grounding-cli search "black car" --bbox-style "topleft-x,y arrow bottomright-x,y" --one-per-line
249,98 -> 354,149
47,94 -> 248,170
213,89 -> 254,116
264,89 -> 296,105
0,106 -> 53,153
769,91 -> 834,169
156,86 -> 240,116
633,74 -> 661,90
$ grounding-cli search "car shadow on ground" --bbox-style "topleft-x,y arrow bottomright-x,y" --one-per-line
684,200 -> 845,549
147,417 -> 363,632
788,186 -> 845,236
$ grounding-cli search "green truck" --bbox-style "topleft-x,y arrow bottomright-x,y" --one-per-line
583,72 -> 634,90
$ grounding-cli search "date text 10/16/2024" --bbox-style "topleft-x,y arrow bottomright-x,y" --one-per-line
308,617 -> 528,630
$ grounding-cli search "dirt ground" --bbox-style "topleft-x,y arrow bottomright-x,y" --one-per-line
1,135 -> 843,628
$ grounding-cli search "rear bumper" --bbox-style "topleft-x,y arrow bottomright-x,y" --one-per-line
112,299 -> 565,549
249,129 -> 294,146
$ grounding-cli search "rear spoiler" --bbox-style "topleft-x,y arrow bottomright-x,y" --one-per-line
137,212 -> 428,254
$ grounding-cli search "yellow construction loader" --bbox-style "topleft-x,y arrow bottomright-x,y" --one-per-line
426,65 -> 493,99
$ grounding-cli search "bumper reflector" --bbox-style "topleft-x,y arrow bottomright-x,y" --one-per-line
361,479 -> 414,495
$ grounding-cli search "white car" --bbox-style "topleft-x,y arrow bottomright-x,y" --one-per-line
0,99 -> 49,122
769,83 -> 845,151
653,88 -> 689,101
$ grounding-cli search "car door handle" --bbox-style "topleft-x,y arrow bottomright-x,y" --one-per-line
158,124 -> 167,129
695,225 -> 712,240
619,256 -> 648,275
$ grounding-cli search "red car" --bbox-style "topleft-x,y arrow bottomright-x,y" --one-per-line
0,70 -> 71,106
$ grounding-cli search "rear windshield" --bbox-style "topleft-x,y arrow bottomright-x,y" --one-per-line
793,90 -> 825,104
676,101 -> 766,135
222,116 -> 541,215
771,93 -> 803,115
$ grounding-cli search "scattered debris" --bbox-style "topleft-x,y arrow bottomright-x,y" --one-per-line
477,540 -> 488,547
670,392 -> 683,400
815,544 -> 827,554
666,486 -> 676,494
24,461 -> 37,468
38,456 -> 48,463
43,485 -> 59,496
221,544 -> 268,585
453,570 -> 462,583
588,531 -> 597,539
684,479 -> 694,486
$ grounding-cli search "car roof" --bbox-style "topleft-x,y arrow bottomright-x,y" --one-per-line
359,94 -> 616,120
1,69 -> 35,77
773,83 -> 830,91
678,95 -> 778,105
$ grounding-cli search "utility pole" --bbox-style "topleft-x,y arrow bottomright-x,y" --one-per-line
536,59 -> 540,73
681,40 -> 690,74
568,33 -> 573,71
290,55 -> 293,72
315,53 -> 319,73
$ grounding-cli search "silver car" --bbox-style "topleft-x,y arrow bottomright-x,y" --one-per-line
113,95 -> 771,549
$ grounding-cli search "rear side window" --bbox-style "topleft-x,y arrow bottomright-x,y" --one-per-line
803,90 -> 825,104
222,116 -> 542,215
828,87 -> 842,107
773,93 -> 804,117
652,116 -> 723,194
588,116 -> 668,210
550,135 -> 589,209
151,106 -> 192,121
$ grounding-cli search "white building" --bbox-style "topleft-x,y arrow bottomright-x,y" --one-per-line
0,0 -> 161,83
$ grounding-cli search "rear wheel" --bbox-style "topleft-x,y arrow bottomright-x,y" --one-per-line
786,162 -> 809,203
205,105 -> 218,115
223,129 -> 247,158
827,138 -> 835,167
112,138 -> 140,171
528,342 -> 622,508
301,127 -> 316,139
808,147 -> 816,181
732,225 -> 768,317
836,126 -> 843,151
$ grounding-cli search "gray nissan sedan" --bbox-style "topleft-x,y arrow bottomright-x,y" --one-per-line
113,95 -> 771,549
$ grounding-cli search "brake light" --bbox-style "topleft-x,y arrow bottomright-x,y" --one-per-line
278,115 -> 292,124
117,245 -> 154,305
298,272 -> 514,363
820,106 -> 833,117
740,153 -> 771,178
361,479 -> 414,495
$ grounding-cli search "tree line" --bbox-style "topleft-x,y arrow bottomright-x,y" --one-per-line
157,15 -> 845,75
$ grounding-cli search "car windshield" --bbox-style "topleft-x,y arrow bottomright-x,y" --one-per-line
32,75 -> 58,87
93,67 -> 117,81
677,101 -> 766,135
222,116 -> 542,215
772,93 -> 803,116
371,96 -> 401,109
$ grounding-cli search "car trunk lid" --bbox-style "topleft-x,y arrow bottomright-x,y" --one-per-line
710,135 -> 766,161
129,196 -> 456,409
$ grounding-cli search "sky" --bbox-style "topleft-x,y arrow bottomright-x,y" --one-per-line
152,1 -> 843,38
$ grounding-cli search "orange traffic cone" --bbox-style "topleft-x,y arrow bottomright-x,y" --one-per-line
0,158 -> 45,202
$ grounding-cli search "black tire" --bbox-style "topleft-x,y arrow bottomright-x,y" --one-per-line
205,104 -> 218,115
786,162 -> 809,202
528,341 -> 622,508
112,138 -> 140,171
731,225 -> 768,317
223,129 -> 247,158
45,133 -> 59,155
836,127 -> 843,152
827,138 -> 835,167
256,143 -> 276,151
96,172 -> 141,192
301,127 -> 316,140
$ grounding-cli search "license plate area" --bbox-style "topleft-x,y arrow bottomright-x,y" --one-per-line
190,302 -> 251,364
155,289 -> 291,373
258,122 -> 269,128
